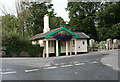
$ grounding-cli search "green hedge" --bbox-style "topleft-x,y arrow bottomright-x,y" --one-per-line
4,36 -> 43,57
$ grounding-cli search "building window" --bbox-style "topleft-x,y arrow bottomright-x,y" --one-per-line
83,41 -> 85,45
48,41 -> 50,47
51,40 -> 54,47
48,40 -> 54,47
73,40 -> 75,47
61,41 -> 65,47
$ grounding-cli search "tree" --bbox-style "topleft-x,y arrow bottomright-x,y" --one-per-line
66,2 -> 100,40
20,1 -> 67,36
1,14 -> 20,46
49,16 -> 66,29
96,2 -> 120,40
2,14 -> 19,36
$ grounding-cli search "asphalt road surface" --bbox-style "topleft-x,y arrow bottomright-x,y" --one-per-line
1,49 -> 120,80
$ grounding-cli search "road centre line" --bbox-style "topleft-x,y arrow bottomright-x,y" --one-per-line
61,65 -> 73,67
1,71 -> 16,75
75,63 -> 85,66
25,69 -> 39,73
55,64 -> 58,65
44,66 -> 57,69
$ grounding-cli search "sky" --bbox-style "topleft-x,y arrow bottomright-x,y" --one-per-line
0,0 -> 70,22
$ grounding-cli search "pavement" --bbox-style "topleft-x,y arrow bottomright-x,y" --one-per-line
101,49 -> 119,71
0,49 -> 120,80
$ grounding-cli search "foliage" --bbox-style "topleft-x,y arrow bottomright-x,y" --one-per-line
66,2 -> 100,40
92,41 -> 106,49
96,2 -> 120,41
26,2 -> 53,35
1,1 -> 120,57
4,35 -> 43,57
2,27 -> 43,57
92,42 -> 98,48
2,14 -> 19,38
49,16 -> 66,29
15,1 -> 67,37
99,41 -> 106,49
2,1 -> 66,57
66,2 -> 120,41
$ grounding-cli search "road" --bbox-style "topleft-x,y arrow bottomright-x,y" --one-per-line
1,49 -> 120,80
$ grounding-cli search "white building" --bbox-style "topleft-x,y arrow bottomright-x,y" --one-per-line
30,14 -> 90,58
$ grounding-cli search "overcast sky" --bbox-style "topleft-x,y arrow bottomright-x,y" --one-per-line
0,0 -> 70,22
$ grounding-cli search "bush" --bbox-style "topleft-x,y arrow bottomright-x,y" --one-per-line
4,35 -> 43,57
92,41 -> 106,49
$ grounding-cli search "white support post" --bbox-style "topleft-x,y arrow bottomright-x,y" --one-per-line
75,39 -> 77,55
46,40 -> 49,58
56,40 -> 59,57
43,41 -> 45,58
66,41 -> 68,56
70,41 -> 72,55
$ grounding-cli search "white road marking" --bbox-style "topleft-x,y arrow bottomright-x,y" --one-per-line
112,67 -> 120,71
45,65 -> 51,67
105,64 -> 112,67
1,71 -> 16,75
45,66 -> 57,69
55,64 -> 58,65
75,63 -> 85,66
61,65 -> 73,67
116,68 -> 120,71
90,61 -> 98,64
75,72 -> 78,74
25,69 -> 39,73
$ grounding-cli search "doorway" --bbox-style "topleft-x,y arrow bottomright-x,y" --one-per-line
54,40 -> 61,56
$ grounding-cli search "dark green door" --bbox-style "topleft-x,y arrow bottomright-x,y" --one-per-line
54,40 -> 61,56
58,40 -> 61,56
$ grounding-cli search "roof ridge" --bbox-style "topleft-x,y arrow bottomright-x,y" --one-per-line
30,27 -> 63,40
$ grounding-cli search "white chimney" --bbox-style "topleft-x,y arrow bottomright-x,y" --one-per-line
43,14 -> 50,33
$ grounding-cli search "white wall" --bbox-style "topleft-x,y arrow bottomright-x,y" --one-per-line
72,39 -> 87,52
44,39 -> 88,53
